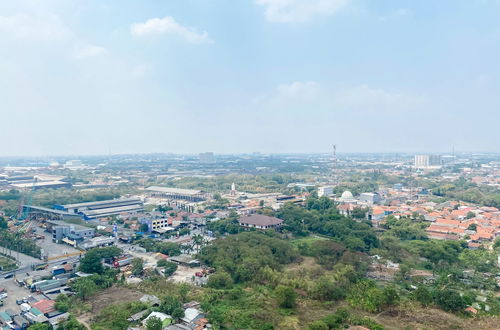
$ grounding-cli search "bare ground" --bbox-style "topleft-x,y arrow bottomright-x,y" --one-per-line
86,286 -> 144,314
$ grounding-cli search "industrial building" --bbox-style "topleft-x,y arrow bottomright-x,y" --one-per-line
146,186 -> 209,202
45,221 -> 95,245
1,174 -> 71,190
22,205 -> 83,221
54,198 -> 144,220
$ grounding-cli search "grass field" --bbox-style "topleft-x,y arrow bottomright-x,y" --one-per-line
0,255 -> 17,271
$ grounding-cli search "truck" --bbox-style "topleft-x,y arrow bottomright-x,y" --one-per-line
32,263 -> 48,271
52,266 -> 66,276
113,257 -> 133,268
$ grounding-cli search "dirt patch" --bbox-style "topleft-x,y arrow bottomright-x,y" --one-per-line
170,265 -> 203,283
87,286 -> 144,314
374,305 -> 500,330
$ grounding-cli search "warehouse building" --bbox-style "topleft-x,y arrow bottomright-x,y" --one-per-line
54,198 -> 144,220
45,221 -> 95,244
146,186 -> 209,202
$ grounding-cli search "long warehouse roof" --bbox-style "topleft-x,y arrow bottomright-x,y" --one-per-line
62,197 -> 142,209
24,205 -> 80,216
81,204 -> 144,217
146,186 -> 202,195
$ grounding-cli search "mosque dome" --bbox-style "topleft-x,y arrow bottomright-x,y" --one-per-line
340,190 -> 354,201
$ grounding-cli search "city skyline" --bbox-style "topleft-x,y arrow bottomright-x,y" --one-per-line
1,0 -> 499,156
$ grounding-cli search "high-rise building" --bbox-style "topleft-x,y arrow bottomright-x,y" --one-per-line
429,155 -> 442,166
414,155 -> 429,168
414,154 -> 442,168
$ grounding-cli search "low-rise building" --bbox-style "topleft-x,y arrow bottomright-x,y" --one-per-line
238,214 -> 283,230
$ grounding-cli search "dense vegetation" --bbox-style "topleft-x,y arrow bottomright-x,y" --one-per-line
432,178 -> 500,208
0,227 -> 42,258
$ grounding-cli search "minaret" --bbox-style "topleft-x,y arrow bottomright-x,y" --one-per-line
331,144 -> 337,184
230,182 -> 236,196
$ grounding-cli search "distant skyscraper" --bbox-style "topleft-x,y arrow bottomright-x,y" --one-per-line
429,155 -> 442,166
414,155 -> 430,168
230,182 -> 236,196
414,154 -> 442,168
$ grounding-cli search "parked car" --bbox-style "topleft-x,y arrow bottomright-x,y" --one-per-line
3,274 -> 14,279
16,299 -> 23,305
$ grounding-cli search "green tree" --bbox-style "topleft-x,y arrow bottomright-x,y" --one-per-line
308,320 -> 329,330
411,286 -> 433,306
70,277 -> 98,300
132,257 -> 144,276
435,289 -> 467,312
382,286 -> 399,306
140,223 -> 150,232
467,223 -> 477,231
208,271 -> 234,289
79,249 -> 104,274
160,296 -> 184,319
58,315 -> 86,330
0,217 -> 8,229
494,237 -> 500,251
275,285 -> 297,309
347,280 -> 386,313
351,207 -> 368,219
157,260 -> 178,276
55,294 -> 70,312
28,324 -> 50,330
146,316 -> 163,330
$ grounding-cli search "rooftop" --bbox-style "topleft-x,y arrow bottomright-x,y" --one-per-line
61,197 -> 142,209
146,186 -> 203,196
239,214 -> 283,226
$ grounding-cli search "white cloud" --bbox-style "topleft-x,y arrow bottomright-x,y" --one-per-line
333,84 -> 425,112
0,13 -> 71,41
131,16 -> 212,44
275,81 -> 321,102
259,81 -> 426,113
255,0 -> 349,23
73,43 -> 107,60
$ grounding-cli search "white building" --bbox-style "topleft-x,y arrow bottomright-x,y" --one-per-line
414,155 -> 430,168
318,186 -> 334,197
414,154 -> 442,169
359,192 -> 381,205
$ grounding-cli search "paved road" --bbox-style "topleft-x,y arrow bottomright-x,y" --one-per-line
0,255 -> 81,279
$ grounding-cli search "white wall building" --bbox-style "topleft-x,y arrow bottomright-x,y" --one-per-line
318,186 -> 334,197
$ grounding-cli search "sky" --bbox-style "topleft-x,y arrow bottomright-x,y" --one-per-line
0,0 -> 499,156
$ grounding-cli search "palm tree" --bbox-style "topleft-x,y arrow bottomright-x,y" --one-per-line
192,234 -> 205,254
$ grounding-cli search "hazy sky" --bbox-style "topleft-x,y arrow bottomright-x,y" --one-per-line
1,0 -> 499,156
